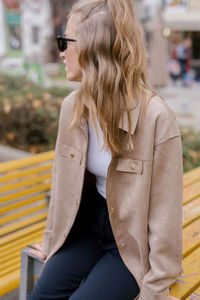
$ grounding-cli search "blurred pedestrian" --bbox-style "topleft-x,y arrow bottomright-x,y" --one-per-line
176,38 -> 193,85
167,59 -> 181,84
185,38 -> 192,73
176,40 -> 187,79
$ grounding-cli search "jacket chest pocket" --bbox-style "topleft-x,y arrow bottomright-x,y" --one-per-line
116,157 -> 143,174
115,157 -> 146,210
57,143 -> 83,165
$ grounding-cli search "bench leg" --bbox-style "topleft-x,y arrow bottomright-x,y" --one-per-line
19,247 -> 44,300
19,249 -> 34,300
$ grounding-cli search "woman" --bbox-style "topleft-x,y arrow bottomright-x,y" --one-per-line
28,1 -> 183,299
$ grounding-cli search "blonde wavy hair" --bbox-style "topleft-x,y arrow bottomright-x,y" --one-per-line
68,0 -> 155,154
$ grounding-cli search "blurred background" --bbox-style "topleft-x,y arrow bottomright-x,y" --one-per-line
0,0 -> 200,172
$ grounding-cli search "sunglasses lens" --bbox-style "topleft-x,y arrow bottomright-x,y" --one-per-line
57,38 -> 67,52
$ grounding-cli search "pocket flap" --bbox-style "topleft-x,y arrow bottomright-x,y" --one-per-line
116,158 -> 143,174
58,143 -> 82,164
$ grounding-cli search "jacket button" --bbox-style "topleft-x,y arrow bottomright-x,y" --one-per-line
120,242 -> 125,248
64,233 -> 67,238
130,163 -> 135,170
110,207 -> 114,213
71,153 -> 75,158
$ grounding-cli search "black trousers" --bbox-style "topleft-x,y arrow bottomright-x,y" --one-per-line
28,185 -> 140,300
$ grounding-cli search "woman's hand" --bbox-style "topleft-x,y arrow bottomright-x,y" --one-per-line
28,242 -> 47,260
169,296 -> 181,300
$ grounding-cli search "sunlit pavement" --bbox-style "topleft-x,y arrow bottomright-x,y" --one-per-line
156,80 -> 200,132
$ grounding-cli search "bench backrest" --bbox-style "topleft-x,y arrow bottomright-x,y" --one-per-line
0,150 -> 54,248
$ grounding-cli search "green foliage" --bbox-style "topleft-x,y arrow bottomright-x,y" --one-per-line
0,74 -> 71,153
180,127 -> 200,173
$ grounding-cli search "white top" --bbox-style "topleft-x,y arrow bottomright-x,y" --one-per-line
86,119 -> 112,199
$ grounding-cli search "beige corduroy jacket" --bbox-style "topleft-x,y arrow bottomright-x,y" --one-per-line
42,90 -> 184,300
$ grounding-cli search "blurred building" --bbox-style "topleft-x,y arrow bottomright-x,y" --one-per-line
4,0 -> 194,87
0,0 -> 77,69
0,0 -> 53,64
140,0 -> 200,86
136,0 -> 170,87
163,0 -> 200,66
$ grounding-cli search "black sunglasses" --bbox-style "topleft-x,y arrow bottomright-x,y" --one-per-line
57,36 -> 77,52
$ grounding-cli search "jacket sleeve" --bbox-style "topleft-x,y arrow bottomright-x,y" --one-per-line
41,161 -> 57,256
41,91 -> 77,257
41,99 -> 64,257
42,136 -> 59,257
138,134 -> 184,300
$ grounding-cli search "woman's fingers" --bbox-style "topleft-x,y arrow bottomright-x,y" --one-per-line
169,296 -> 181,300
29,249 -> 42,259
32,242 -> 42,251
28,243 -> 46,260
28,248 -> 46,260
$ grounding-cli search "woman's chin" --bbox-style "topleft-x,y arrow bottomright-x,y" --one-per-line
66,73 -> 73,81
67,73 -> 78,82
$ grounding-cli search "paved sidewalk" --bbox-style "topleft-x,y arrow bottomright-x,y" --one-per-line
0,144 -> 33,163
156,80 -> 200,132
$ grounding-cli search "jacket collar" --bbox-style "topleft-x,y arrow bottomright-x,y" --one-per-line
118,100 -> 141,134
79,99 -> 141,139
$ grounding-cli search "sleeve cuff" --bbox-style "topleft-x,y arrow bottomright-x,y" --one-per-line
137,286 -> 170,300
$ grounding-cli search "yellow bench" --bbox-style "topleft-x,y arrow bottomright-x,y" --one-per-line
169,165 -> 200,299
1,151 -> 200,299
0,151 -> 54,296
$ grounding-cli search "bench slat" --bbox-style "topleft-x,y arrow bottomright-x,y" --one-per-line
183,197 -> 200,228
183,218 -> 200,258
0,263 -> 21,278
185,286 -> 200,299
0,193 -> 46,214
0,257 -> 20,276
1,243 -> 43,266
0,183 -> 50,204
0,240 -> 40,274
0,164 -> 52,183
0,220 -> 46,246
0,233 -> 43,259
0,151 -> 54,173
183,166 -> 200,187
183,181 -> 200,205
0,173 -> 51,194
0,202 -> 48,225
0,270 -> 20,296
0,212 -> 47,236
169,247 -> 200,299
